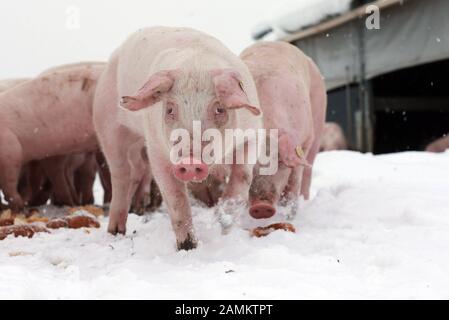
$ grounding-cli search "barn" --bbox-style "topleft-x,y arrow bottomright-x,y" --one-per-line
253,0 -> 449,153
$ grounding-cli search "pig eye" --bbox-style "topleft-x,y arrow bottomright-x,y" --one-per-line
214,105 -> 226,115
165,102 -> 176,120
210,101 -> 228,125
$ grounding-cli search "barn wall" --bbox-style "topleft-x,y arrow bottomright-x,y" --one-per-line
292,0 -> 449,91
293,22 -> 360,90
365,0 -> 449,80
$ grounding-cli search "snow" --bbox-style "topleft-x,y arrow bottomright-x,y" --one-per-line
1,150 -> 449,299
253,0 -> 352,40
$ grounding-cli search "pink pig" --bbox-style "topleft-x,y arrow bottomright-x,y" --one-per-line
0,79 -> 29,93
241,42 -> 327,219
94,27 -> 262,250
0,64 -> 105,212
0,78 -> 84,208
320,122 -> 348,151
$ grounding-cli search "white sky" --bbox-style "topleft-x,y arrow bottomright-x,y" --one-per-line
0,0 -> 297,78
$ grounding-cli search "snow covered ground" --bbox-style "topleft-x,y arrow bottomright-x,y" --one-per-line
1,151 -> 449,299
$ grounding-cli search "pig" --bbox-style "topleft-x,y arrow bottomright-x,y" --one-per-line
0,67 -> 106,208
240,42 -> 327,219
94,27 -> 262,250
41,62 -> 105,76
0,64 -> 105,212
0,79 -> 29,93
426,135 -> 449,153
320,122 -> 348,151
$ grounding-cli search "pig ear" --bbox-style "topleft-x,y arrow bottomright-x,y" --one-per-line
120,70 -> 178,111
212,69 -> 261,116
278,134 -> 311,168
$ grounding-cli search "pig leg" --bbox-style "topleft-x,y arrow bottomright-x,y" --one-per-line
41,156 -> 76,206
96,152 -> 112,205
149,154 -> 196,250
29,180 -> 52,207
99,132 -> 143,234
300,141 -> 320,200
65,160 -> 80,205
94,63 -> 143,233
0,129 -> 25,212
282,166 -> 304,202
147,179 -> 163,212
18,165 -> 32,205
19,161 -> 49,206
279,166 -> 304,219
129,150 -> 151,215
23,161 -> 51,206
74,153 -> 97,205
130,177 -> 148,215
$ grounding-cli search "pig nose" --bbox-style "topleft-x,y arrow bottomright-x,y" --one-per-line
173,157 -> 209,182
249,201 -> 276,219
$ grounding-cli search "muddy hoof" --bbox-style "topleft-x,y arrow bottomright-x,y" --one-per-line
107,224 -> 126,235
177,234 -> 197,251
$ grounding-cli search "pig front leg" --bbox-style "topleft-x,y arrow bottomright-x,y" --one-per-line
130,170 -> 151,215
300,139 -> 321,200
147,179 -> 163,212
0,128 -> 25,212
150,156 -> 197,250
280,166 -> 304,220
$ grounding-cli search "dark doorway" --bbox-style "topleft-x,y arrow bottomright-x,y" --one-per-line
372,59 -> 449,154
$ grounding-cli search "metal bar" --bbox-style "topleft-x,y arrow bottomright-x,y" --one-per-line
281,0 -> 411,43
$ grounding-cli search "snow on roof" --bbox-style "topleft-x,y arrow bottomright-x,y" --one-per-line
252,0 -> 352,40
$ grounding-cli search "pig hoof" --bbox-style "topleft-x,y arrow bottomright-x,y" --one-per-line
107,224 -> 126,235
177,234 -> 197,251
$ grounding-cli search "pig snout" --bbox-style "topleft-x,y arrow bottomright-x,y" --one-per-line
249,201 -> 276,219
173,157 -> 209,182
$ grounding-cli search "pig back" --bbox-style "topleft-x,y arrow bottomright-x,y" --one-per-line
0,65 -> 105,161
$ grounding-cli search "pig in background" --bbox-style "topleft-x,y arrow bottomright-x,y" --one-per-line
426,134 -> 449,153
320,122 -> 348,152
0,79 -> 30,93
0,70 -> 159,213
241,41 -> 327,219
94,26 -> 262,250
18,153 -> 98,208
0,63 -> 104,211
